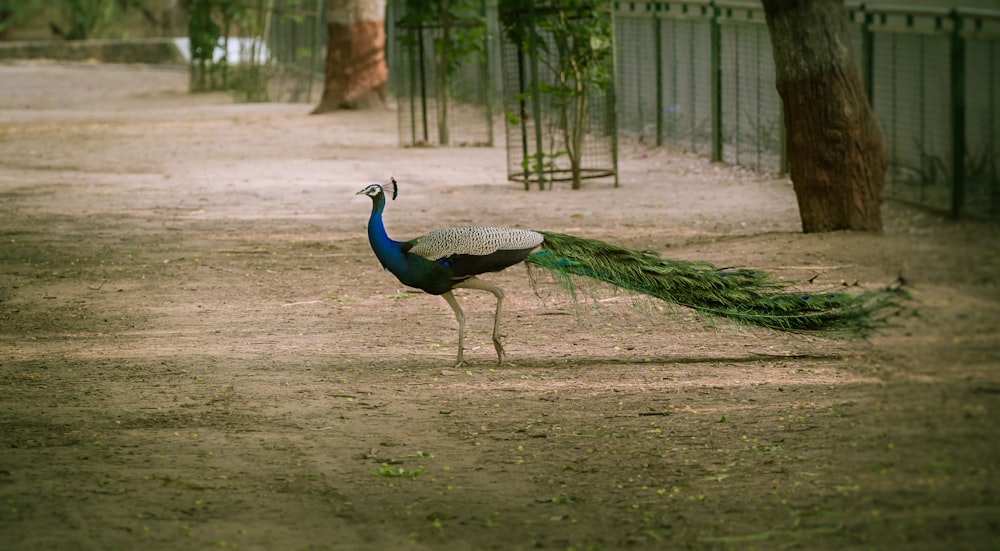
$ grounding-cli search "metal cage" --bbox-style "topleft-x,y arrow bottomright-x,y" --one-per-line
498,0 -> 618,189
388,0 -> 496,147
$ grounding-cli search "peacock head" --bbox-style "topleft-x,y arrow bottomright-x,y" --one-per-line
356,178 -> 398,201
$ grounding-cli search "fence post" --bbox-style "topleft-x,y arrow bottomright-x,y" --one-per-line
308,0 -> 322,102
611,6 -> 620,188
654,11 -> 663,147
860,5 -> 874,108
778,100 -> 788,174
417,25 -> 430,144
710,2 -> 722,163
481,0 -> 494,147
949,9 -> 966,219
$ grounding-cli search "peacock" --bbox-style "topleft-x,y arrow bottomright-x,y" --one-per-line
357,178 -> 902,366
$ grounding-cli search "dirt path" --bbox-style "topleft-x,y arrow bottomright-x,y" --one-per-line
1,60 -> 999,550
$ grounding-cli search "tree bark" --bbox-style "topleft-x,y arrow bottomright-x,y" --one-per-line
313,0 -> 388,113
762,0 -> 885,232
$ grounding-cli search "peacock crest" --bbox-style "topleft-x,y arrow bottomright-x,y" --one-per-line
358,178 -> 398,201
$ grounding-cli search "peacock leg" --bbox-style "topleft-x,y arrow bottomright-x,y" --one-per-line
441,291 -> 467,367
454,278 -> 506,366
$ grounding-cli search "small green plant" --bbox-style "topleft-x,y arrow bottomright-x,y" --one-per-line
51,0 -> 116,40
519,149 -> 563,175
369,463 -> 424,478
184,0 -> 273,101
226,60 -> 271,102
963,146 -> 1000,217
186,0 -> 231,92
0,0 -> 39,38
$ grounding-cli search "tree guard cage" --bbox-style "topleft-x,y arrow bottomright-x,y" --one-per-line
389,0 -> 494,147
499,0 -> 618,189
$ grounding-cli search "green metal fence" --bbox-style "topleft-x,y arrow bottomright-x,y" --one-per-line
856,5 -> 1000,219
963,15 -> 1000,219
611,1 -> 1000,220
719,4 -> 782,172
613,2 -> 783,173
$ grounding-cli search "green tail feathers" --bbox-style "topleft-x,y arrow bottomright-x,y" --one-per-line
525,231 -> 905,334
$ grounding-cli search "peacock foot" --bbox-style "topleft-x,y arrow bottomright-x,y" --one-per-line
492,341 -> 505,367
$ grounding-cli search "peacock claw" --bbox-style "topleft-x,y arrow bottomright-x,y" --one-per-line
493,341 -> 505,366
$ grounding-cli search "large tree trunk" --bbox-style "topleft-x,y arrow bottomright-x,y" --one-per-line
313,0 -> 388,113
762,0 -> 885,232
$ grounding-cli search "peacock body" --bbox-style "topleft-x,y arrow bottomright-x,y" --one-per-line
358,179 -> 902,366
360,180 -> 543,297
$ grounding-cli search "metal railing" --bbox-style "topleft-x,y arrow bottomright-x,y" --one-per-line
614,1 -> 783,174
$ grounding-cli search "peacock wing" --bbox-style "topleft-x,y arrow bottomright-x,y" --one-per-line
405,226 -> 544,277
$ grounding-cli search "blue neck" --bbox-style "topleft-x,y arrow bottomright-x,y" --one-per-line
364,191 -> 454,295
366,193 -> 407,275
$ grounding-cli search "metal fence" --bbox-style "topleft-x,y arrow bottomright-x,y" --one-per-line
858,5 -> 1000,219
614,2 -> 783,173
612,1 -> 1000,219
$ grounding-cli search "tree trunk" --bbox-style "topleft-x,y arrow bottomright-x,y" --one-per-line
762,0 -> 885,232
313,0 -> 388,113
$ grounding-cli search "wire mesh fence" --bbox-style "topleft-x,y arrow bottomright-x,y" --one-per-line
964,34 -> 1000,219
614,7 -> 658,143
859,5 -> 1000,219
265,0 -> 325,102
658,14 -> 713,157
610,1 -> 999,220
864,9 -> 954,217
719,12 -> 782,172
613,2 -> 783,172
873,31 -> 953,213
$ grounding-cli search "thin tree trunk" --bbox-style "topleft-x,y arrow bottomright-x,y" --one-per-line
313,0 -> 388,113
762,0 -> 885,232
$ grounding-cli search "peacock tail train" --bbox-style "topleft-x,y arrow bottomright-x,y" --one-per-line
525,231 -> 904,334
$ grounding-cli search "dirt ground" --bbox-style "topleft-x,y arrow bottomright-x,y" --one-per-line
1,60 -> 998,551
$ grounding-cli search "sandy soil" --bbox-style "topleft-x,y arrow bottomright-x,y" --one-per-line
1,60 -> 999,551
